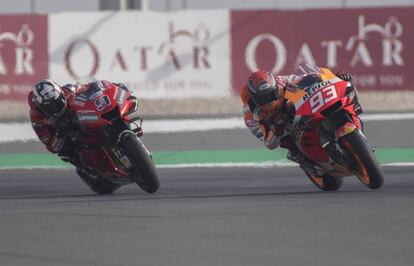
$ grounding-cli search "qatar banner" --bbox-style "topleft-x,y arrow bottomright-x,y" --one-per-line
50,11 -> 231,98
0,15 -> 48,101
231,7 -> 414,93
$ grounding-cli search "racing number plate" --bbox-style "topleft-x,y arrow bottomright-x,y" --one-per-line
309,85 -> 338,113
95,96 -> 111,111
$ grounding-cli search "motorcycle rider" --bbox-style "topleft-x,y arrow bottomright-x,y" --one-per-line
240,67 -> 353,167
28,79 -> 130,193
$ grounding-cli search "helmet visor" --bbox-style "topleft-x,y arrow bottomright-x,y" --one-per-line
251,89 -> 280,106
41,95 -> 66,116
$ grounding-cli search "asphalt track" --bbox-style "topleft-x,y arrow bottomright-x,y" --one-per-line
1,119 -> 414,266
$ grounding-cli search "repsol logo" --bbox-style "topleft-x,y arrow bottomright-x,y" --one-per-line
303,81 -> 331,101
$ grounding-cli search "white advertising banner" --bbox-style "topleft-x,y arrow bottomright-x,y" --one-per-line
49,10 -> 231,98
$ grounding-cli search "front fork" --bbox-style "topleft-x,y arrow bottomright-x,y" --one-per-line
336,122 -> 358,139
334,120 -> 377,175
102,119 -> 136,172
335,122 -> 370,148
104,123 -> 153,175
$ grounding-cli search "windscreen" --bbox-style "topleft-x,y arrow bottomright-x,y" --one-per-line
76,81 -> 104,100
292,64 -> 323,89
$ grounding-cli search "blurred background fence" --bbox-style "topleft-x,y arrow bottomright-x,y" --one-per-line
1,0 -> 414,12
1,0 -> 414,121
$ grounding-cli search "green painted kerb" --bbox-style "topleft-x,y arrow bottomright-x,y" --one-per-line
0,148 -> 413,168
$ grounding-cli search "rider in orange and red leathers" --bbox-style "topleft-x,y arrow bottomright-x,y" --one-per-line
240,68 -> 353,165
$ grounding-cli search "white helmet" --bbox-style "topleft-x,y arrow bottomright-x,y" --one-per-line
33,80 -> 66,117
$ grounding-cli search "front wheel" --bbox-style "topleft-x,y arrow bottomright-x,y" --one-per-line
340,130 -> 384,189
121,132 -> 160,193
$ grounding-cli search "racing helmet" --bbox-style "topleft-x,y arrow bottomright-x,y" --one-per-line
247,70 -> 283,111
32,80 -> 67,117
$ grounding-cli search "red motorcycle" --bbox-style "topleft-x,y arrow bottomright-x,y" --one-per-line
282,66 -> 384,191
65,80 -> 159,194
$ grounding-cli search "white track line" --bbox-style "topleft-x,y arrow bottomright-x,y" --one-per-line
361,113 -> 414,121
1,161 -> 413,170
1,113 -> 414,143
157,161 -> 297,168
381,162 -> 414,167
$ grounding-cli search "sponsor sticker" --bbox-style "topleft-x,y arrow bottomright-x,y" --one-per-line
78,114 -> 99,121
75,95 -> 88,102
77,109 -> 95,113
302,81 -> 332,101
89,90 -> 103,100
95,95 -> 111,111
117,89 -> 126,105
72,100 -> 86,106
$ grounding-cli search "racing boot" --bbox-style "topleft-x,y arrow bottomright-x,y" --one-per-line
287,149 -> 320,176
75,167 -> 120,195
286,148 -> 308,165
58,145 -> 81,168
59,155 -> 79,167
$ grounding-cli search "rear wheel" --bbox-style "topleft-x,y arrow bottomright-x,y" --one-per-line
121,132 -> 160,193
304,171 -> 343,191
340,130 -> 384,189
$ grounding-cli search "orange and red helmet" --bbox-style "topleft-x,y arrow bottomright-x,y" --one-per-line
247,70 -> 283,111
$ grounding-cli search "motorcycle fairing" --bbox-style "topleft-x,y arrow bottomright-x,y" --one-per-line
68,81 -> 141,182
284,67 -> 362,169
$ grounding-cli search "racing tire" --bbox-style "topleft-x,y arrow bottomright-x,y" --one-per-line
121,132 -> 160,193
340,130 -> 384,189
304,171 -> 343,191
76,167 -> 120,195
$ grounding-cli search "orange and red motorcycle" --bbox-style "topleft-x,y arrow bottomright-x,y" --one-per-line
282,66 -> 384,191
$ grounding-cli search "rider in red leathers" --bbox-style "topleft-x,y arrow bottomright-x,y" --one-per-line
240,67 -> 353,166
28,80 -> 78,161
28,79 -> 130,193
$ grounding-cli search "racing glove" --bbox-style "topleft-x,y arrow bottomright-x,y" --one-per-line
273,101 -> 295,136
265,131 -> 280,150
55,123 -> 68,138
47,120 -> 71,153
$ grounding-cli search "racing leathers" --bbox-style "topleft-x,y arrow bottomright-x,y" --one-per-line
240,75 -> 297,150
241,67 -> 356,172
28,81 -> 130,165
28,84 -> 78,163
